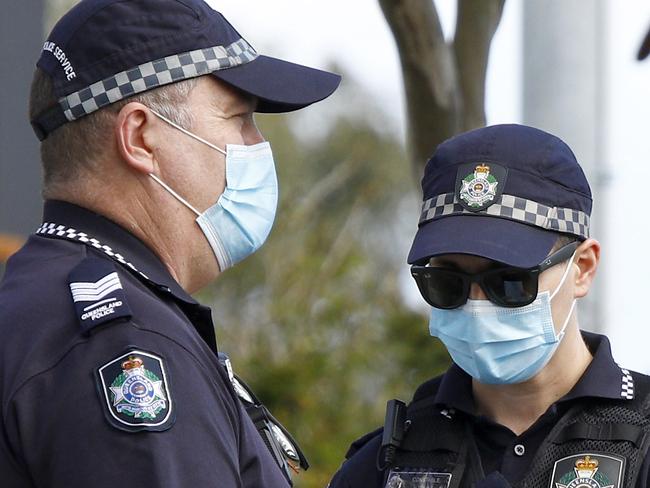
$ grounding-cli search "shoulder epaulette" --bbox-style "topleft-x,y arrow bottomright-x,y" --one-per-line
68,257 -> 132,334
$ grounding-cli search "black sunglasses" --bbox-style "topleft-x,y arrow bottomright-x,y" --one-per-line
410,241 -> 579,309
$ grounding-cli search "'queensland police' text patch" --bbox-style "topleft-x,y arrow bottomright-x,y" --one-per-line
96,349 -> 175,432
68,258 -> 132,333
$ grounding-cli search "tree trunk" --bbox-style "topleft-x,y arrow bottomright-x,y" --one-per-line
379,0 -> 505,179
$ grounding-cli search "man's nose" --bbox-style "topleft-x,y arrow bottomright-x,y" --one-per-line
242,119 -> 265,145
469,282 -> 488,301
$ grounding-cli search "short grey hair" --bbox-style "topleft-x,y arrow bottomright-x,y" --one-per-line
29,68 -> 198,198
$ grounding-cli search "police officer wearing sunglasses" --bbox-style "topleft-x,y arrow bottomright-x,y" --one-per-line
329,124 -> 650,488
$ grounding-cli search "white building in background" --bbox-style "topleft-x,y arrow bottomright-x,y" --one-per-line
521,0 -> 608,334
495,0 -> 650,370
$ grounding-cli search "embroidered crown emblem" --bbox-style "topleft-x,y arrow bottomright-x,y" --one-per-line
474,164 -> 490,176
122,356 -> 144,370
576,456 -> 598,470
575,455 -> 599,479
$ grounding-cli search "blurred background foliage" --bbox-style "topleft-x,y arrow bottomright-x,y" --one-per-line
40,1 -> 453,487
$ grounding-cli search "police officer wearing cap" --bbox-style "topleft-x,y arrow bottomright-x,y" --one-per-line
329,124 -> 650,488
0,0 -> 340,486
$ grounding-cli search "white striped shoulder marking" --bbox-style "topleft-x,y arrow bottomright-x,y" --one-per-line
69,272 -> 123,303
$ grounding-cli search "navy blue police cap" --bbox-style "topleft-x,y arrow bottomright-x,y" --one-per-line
31,0 -> 341,141
408,124 -> 592,268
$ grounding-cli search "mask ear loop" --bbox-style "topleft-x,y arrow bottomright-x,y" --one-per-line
149,173 -> 201,217
556,300 -> 577,342
550,250 -> 577,301
146,108 -> 228,216
149,108 -> 227,156
550,250 -> 578,341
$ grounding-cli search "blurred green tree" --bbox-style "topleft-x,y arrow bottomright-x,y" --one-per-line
199,75 -> 450,487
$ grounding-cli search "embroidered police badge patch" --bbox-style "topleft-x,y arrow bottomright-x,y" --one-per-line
549,453 -> 625,488
96,349 -> 174,432
385,469 -> 451,488
455,162 -> 508,212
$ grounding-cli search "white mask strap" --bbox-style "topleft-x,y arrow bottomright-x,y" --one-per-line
556,299 -> 577,341
550,250 -> 577,301
150,109 -> 227,155
149,173 -> 201,217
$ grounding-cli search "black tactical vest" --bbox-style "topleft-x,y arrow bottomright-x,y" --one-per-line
377,372 -> 650,488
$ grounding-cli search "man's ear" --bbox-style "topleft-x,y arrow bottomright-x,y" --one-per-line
574,238 -> 600,299
114,102 -> 157,175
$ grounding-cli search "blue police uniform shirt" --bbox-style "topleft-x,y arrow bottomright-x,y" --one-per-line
0,200 -> 290,487
329,332 -> 650,487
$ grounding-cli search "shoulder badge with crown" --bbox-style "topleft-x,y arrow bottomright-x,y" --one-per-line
97,349 -> 174,432
551,453 -> 624,488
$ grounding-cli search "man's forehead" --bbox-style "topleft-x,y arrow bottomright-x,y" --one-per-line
197,76 -> 257,115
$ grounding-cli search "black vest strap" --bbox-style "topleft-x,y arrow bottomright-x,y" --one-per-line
553,422 -> 646,447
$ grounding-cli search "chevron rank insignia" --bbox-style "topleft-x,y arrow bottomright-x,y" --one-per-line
68,258 -> 132,333
97,349 -> 174,432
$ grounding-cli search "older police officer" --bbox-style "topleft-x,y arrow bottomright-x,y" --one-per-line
330,124 -> 650,487
0,0 -> 339,486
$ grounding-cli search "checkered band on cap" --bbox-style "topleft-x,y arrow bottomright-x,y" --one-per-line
60,38 -> 257,122
36,222 -> 149,280
419,193 -> 590,239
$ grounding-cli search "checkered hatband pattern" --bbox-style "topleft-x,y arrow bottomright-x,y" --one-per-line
419,193 -> 590,239
36,222 -> 149,280
60,38 -> 258,122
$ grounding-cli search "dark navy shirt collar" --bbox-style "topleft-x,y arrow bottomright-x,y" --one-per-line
435,331 -> 630,415
40,199 -> 198,305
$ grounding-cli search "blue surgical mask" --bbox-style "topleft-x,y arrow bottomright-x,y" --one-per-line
149,110 -> 278,271
428,252 -> 577,385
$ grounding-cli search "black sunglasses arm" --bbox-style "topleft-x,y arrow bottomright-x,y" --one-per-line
537,241 -> 579,273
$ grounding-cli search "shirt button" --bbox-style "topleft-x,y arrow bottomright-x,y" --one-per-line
514,444 -> 525,456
